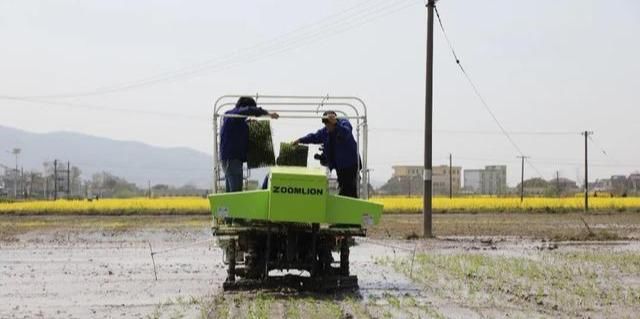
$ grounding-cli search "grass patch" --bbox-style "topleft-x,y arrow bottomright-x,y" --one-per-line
198,293 -> 370,319
247,292 -> 272,319
551,230 -> 623,241
381,251 -> 640,316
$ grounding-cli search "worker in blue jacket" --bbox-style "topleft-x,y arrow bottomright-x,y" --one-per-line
293,111 -> 359,198
220,96 -> 278,192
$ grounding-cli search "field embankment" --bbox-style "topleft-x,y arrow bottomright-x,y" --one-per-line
2,212 -> 639,242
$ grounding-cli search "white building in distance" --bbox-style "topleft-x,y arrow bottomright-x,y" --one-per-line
463,165 -> 507,195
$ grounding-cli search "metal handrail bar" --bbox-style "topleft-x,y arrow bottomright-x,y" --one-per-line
212,94 -> 369,199
215,101 -> 361,119
214,95 -> 367,115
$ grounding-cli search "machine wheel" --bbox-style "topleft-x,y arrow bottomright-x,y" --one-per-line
340,236 -> 350,276
310,223 -> 320,277
226,239 -> 236,283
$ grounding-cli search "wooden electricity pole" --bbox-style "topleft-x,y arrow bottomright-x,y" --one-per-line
12,148 -> 20,198
556,171 -> 561,197
449,154 -> 453,199
582,131 -> 593,212
423,0 -> 435,238
67,161 -> 71,198
20,167 -> 24,198
53,159 -> 58,201
517,156 -> 529,202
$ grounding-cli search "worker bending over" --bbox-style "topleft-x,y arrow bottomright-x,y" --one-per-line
293,111 -> 359,198
220,96 -> 279,192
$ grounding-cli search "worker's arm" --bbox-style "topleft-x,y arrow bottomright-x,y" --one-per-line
294,129 -> 324,145
334,118 -> 353,135
237,106 -> 279,119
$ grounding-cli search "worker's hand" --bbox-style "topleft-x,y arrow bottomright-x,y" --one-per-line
269,112 -> 280,119
291,139 -> 299,146
325,113 -> 337,124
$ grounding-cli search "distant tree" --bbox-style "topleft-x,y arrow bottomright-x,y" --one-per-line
515,178 -> 549,189
152,184 -> 170,191
88,172 -> 141,198
379,176 -> 423,196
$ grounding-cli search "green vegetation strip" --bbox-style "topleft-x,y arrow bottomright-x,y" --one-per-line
195,292 -> 437,319
381,251 -> 640,316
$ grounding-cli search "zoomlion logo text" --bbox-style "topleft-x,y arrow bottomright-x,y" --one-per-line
273,186 -> 324,196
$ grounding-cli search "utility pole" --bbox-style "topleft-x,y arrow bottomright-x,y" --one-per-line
582,131 -> 593,212
53,159 -> 58,201
30,172 -> 34,199
11,148 -> 20,198
556,171 -> 561,197
67,161 -> 71,198
449,154 -> 453,199
20,167 -> 24,198
423,0 -> 435,238
148,180 -> 152,198
517,156 -> 529,202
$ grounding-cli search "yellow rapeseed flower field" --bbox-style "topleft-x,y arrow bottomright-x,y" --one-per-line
0,197 -> 209,215
371,196 -> 640,213
1,196 -> 639,215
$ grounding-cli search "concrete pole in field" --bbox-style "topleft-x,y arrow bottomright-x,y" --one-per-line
517,156 -> 529,202
54,159 -> 58,201
423,0 -> 435,238
67,161 -> 71,198
582,131 -> 593,212
556,171 -> 561,197
11,148 -> 21,198
449,153 -> 453,199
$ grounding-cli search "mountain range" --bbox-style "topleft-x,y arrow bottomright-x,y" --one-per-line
0,125 -> 212,188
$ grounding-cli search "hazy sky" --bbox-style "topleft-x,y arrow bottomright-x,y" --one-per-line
1,0 -> 639,186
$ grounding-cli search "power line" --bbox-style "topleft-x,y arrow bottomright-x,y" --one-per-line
370,127 -> 581,135
0,95 -> 203,120
1,0 -> 417,100
588,135 -> 608,156
433,5 -> 547,180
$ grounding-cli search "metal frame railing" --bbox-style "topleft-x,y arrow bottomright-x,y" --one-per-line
212,94 -> 369,199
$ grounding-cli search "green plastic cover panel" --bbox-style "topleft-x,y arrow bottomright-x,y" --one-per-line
326,195 -> 383,226
208,166 -> 383,226
209,190 -> 269,221
268,166 -> 327,223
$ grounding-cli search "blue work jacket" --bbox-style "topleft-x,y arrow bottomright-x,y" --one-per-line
220,106 -> 269,161
299,119 -> 359,170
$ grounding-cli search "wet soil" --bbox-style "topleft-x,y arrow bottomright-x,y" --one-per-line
1,214 -> 639,318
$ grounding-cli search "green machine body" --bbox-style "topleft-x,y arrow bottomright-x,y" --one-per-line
209,166 -> 382,227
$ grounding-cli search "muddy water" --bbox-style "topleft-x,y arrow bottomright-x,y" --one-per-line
3,227 -> 639,319
0,227 -> 435,318
1,229 -> 226,318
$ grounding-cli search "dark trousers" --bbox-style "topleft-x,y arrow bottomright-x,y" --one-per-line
336,165 -> 358,198
222,159 -> 243,192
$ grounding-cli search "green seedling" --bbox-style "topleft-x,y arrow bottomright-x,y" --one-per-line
247,120 -> 276,168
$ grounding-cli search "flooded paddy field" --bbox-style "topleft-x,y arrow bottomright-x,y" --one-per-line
1,214 -> 639,318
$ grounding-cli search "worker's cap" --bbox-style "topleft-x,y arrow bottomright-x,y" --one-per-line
236,96 -> 257,108
321,110 -> 337,124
